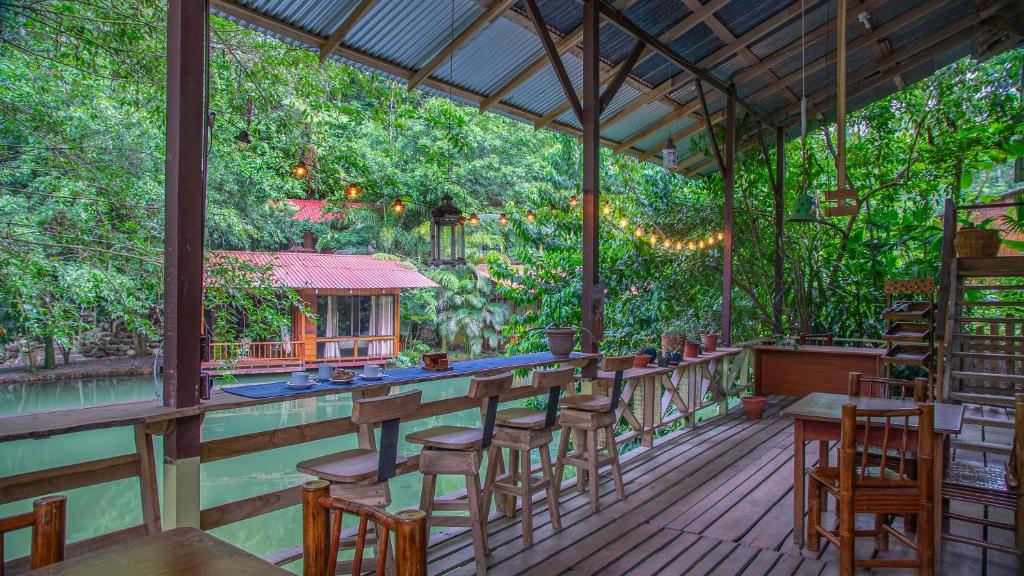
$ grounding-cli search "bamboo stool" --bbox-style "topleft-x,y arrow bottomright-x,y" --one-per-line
296,389 -> 422,573
482,366 -> 574,546
553,355 -> 633,513
406,372 -> 513,575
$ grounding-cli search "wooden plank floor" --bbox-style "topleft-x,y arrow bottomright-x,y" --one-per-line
424,397 -> 1020,575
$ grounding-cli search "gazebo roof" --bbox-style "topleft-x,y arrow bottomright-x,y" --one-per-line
208,250 -> 439,290
211,0 -> 1020,177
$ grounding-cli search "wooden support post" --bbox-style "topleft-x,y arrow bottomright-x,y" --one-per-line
722,91 -> 735,346
164,0 -> 207,530
30,496 -> 66,570
394,509 -> 428,576
581,0 -> 601,360
773,126 -> 785,334
836,0 -> 847,201
302,480 -> 330,576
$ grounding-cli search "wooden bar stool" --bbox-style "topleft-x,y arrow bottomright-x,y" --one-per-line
406,372 -> 513,575
296,389 -> 422,572
482,366 -> 574,546
553,355 -> 633,513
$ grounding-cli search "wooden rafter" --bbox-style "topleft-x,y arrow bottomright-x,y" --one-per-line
406,0 -> 517,91
636,109 -> 725,162
600,40 -> 645,113
696,79 -> 727,174
318,0 -> 381,63
613,97 -> 700,153
524,0 -> 583,122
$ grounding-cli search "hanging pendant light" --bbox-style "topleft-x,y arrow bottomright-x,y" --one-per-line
498,213 -> 509,226
429,194 -> 465,267
662,137 -> 678,169
291,159 -> 308,180
390,198 -> 405,214
344,183 -> 361,199
787,190 -> 822,223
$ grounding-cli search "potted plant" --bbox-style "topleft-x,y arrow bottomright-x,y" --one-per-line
545,325 -> 577,358
741,393 -> 767,420
663,312 -> 701,358
954,220 -> 1001,258
700,314 -> 720,353
660,319 -> 688,355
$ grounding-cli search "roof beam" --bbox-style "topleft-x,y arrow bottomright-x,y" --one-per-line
746,0 -> 972,104
524,0 -> 582,122
407,0 -> 517,91
613,97 -> 700,153
600,40 -> 645,113
319,0 -> 381,63
696,79 -> 727,174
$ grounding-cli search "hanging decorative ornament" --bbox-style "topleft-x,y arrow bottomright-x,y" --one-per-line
568,195 -> 579,208
662,137 -> 678,169
526,210 -> 536,222
468,213 -> 480,226
498,213 -> 509,226
290,159 -> 308,180
429,194 -> 465,267
390,198 -> 405,214
344,183 -> 361,199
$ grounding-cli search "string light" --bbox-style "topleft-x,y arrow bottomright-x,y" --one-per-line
468,213 -> 480,226
498,213 -> 509,226
390,198 -> 405,214
634,226 -> 644,238
717,232 -> 724,241
649,233 -> 658,244
344,183 -> 361,199
619,217 -> 628,228
290,159 -> 308,180
525,210 -> 536,222
663,238 -> 673,249
568,195 -> 579,208
675,241 -> 683,250
688,241 -> 696,250
602,202 -> 612,215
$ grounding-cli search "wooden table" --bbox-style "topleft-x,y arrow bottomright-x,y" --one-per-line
24,528 -> 289,575
781,393 -> 963,560
754,345 -> 884,397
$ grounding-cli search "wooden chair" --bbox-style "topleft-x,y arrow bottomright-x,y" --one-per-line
848,372 -> 926,402
482,366 -> 574,547
799,332 -> 834,346
0,495 -> 66,576
406,372 -> 513,575
807,402 -> 935,575
296,389 -> 422,572
553,355 -> 633,513
941,393 -> 1022,559
302,480 -> 427,576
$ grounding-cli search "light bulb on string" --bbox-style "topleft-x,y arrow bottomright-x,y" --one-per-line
525,210 -> 536,222
717,231 -> 724,241
568,195 -> 579,208
663,238 -> 673,249
675,241 -> 683,250
649,233 -> 658,244
698,240 -> 705,249
290,159 -> 308,180
619,217 -> 628,228
688,241 -> 696,250
468,213 -> 480,226
602,202 -> 612,215
634,226 -> 643,238
498,213 -> 509,226
344,183 -> 361,199
390,198 -> 405,214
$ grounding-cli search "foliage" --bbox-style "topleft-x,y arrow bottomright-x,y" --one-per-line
202,254 -> 308,342
428,266 -> 508,355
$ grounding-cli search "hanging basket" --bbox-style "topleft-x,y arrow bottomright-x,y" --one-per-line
954,228 -> 1000,258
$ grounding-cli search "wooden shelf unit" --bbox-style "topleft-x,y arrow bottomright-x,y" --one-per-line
881,279 -> 936,399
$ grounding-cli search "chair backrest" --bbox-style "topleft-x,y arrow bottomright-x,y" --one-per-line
847,372 -> 926,402
1008,393 -> 1024,490
303,480 -> 426,576
799,332 -> 834,346
531,367 -> 574,428
839,402 -> 934,493
601,355 -> 634,411
469,372 -> 514,448
352,390 -> 422,483
0,495 -> 66,576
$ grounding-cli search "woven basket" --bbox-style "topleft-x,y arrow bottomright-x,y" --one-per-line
954,228 -> 1001,258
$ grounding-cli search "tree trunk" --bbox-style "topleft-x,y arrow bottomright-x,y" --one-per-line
43,335 -> 56,369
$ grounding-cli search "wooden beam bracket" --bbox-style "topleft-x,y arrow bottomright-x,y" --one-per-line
525,0 -> 583,122
696,79 -> 726,174
600,40 -> 645,113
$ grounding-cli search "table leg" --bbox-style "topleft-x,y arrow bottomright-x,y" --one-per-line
793,419 -> 805,546
933,435 -> 945,570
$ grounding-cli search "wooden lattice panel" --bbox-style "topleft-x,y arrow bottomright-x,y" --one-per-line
884,278 -> 936,294
823,188 -> 858,216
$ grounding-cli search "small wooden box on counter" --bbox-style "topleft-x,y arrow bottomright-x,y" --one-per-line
753,345 -> 884,397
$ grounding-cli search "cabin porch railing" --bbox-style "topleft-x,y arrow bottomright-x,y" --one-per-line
315,335 -> 399,363
0,343 -> 762,572
203,340 -> 305,370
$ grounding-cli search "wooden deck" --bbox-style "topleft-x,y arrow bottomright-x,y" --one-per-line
425,397 -> 1020,575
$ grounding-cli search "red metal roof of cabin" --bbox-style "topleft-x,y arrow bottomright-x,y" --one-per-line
209,250 -> 438,290
286,199 -> 383,223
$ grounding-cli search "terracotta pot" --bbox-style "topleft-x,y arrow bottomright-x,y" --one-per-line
683,341 -> 701,359
661,333 -> 686,354
633,354 -> 652,368
700,333 -> 718,353
742,396 -> 767,420
546,328 -> 577,357
954,228 -> 1000,258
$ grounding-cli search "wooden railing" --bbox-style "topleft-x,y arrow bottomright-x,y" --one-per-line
0,344 -> 761,572
316,335 -> 399,362
204,340 -> 305,370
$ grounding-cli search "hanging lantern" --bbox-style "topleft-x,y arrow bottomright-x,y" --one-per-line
525,210 -> 536,222
344,183 -> 361,199
568,195 -> 579,208
787,190 -> 822,223
458,216 -> 467,225
498,213 -> 509,226
234,130 -> 251,150
662,137 -> 678,169
290,159 -> 308,180
390,198 -> 405,214
428,194 -> 465,267
468,213 -> 480,226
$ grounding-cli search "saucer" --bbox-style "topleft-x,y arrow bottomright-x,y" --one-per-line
287,382 -> 314,390
357,374 -> 387,381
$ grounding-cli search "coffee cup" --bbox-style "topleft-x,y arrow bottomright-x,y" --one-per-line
318,364 -> 332,381
290,372 -> 310,387
363,364 -> 382,378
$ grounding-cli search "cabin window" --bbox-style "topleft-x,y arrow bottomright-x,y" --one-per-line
316,295 -> 395,358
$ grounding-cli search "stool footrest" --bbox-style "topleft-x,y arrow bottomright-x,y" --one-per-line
429,515 -> 473,528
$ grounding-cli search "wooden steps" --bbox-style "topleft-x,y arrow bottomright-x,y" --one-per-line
953,351 -> 1024,362
950,438 -> 1014,456
950,392 -> 1019,407
956,256 -> 1024,277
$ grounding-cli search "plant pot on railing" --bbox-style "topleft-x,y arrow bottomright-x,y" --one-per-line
954,227 -> 1000,258
683,341 -> 701,359
545,328 -> 577,358
700,333 -> 718,353
633,354 -> 652,368
661,333 -> 686,355
741,396 -> 767,420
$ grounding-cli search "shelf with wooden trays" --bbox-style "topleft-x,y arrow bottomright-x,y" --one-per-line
882,322 -> 932,344
882,345 -> 931,367
882,301 -> 932,321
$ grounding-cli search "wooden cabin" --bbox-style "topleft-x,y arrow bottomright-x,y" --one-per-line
202,250 -> 436,373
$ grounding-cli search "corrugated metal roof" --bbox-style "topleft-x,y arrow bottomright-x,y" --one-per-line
212,0 -> 1002,175
286,199 -> 383,222
209,251 -> 438,290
